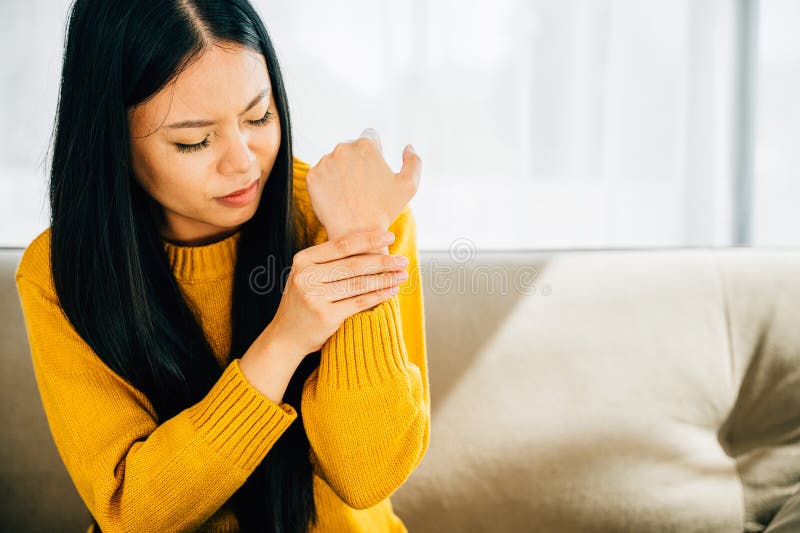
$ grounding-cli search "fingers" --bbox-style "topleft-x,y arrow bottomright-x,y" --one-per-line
359,127 -> 382,153
297,229 -> 395,265
320,253 -> 409,282
325,269 -> 408,303
332,282 -> 402,315
398,144 -> 422,189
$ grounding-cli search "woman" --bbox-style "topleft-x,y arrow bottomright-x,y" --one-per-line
14,1 -> 429,532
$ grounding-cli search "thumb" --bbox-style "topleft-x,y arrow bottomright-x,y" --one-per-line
398,144 -> 422,188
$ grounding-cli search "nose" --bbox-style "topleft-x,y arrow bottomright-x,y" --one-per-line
219,132 -> 255,175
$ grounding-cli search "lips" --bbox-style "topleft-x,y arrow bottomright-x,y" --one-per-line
217,179 -> 258,198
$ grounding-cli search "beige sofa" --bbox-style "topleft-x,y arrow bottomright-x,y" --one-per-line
2,246 -> 799,532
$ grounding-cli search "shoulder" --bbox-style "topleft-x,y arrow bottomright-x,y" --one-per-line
292,154 -> 313,200
292,155 -> 311,180
15,227 -> 55,296
292,155 -> 313,208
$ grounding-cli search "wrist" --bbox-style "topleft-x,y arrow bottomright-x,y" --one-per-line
239,324 -> 307,404
326,223 -> 391,255
260,322 -> 308,365
326,220 -> 390,241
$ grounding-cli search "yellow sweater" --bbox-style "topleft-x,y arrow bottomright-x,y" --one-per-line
14,156 -> 430,533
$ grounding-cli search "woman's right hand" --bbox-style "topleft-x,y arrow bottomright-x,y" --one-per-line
267,228 -> 410,359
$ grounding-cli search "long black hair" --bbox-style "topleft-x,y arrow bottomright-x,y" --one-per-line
48,1 -> 320,531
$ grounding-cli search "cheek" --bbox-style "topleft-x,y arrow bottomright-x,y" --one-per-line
136,147 -> 212,208
252,129 -> 280,185
251,123 -> 281,157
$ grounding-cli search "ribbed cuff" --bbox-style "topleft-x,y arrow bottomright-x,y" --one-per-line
319,295 -> 411,389
185,359 -> 298,472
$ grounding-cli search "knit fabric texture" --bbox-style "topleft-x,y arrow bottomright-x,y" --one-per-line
14,156 -> 430,533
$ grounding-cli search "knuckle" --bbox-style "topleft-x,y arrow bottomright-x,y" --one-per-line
363,259 -> 381,275
354,294 -> 367,308
332,279 -> 345,295
352,277 -> 364,293
342,259 -> 358,276
291,274 -> 307,293
327,265 -> 346,283
367,233 -> 380,250
355,137 -> 372,152
335,237 -> 352,255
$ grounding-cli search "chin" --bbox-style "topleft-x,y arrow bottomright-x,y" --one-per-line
222,207 -> 258,227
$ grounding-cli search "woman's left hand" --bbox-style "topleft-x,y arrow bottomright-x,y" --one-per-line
306,129 -> 421,252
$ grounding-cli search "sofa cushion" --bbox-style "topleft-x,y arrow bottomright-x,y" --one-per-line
716,251 -> 800,531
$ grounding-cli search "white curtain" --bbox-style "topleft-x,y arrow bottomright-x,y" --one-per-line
1,0 -> 796,249
260,0 -> 740,250
753,0 -> 800,246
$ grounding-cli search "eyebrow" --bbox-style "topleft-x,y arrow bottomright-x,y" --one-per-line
165,87 -> 270,129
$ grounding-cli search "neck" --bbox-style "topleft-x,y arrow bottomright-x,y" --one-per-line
160,226 -> 241,247
151,202 -> 241,247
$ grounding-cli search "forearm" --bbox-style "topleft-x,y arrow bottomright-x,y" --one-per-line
291,203 -> 430,508
301,293 -> 429,509
239,323 -> 307,404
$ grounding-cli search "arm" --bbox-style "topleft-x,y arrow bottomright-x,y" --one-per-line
300,204 -> 431,509
15,275 -> 298,533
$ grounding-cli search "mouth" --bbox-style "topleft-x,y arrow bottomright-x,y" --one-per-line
214,178 -> 260,208
216,178 -> 259,199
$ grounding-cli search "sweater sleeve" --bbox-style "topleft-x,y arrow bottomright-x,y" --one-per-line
300,204 -> 431,510
15,272 -> 298,533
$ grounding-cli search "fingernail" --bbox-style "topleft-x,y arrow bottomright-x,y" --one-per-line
397,271 -> 409,281
382,231 -> 395,243
394,255 -> 409,266
406,144 -> 415,154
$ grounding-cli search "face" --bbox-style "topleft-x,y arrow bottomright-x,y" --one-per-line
128,42 -> 280,246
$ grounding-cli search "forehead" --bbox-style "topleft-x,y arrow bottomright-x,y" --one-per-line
130,44 -> 270,133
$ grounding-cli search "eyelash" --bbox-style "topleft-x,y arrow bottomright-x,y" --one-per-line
175,110 -> 275,153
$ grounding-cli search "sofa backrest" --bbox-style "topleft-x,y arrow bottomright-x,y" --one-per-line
391,248 -> 800,532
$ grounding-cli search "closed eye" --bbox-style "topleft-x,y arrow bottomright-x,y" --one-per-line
248,109 -> 275,127
176,137 -> 210,153
174,109 -> 275,153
